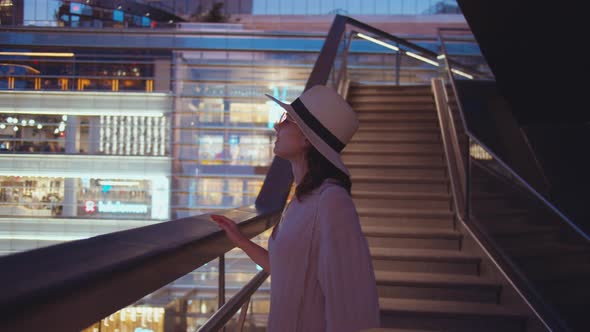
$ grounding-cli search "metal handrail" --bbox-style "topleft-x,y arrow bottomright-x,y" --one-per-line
197,271 -> 269,332
0,205 -> 281,331
432,78 -> 568,332
437,28 -> 590,244
433,27 -> 587,332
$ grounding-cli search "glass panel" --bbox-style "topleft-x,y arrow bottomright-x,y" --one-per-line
81,228 -> 274,332
440,28 -> 590,330
468,140 -> 590,330
249,0 -> 460,16
219,228 -> 273,331
81,255 -> 221,332
170,49 -> 309,215
438,29 -> 494,81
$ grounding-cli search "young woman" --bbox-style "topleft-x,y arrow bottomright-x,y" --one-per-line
210,85 -> 380,332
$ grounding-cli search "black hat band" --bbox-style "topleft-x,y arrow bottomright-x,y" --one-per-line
290,98 -> 345,152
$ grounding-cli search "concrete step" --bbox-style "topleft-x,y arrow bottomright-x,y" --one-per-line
470,193 -> 531,209
484,224 -> 560,247
379,298 -> 526,332
349,85 -> 431,96
357,120 -> 440,131
343,152 -> 445,166
362,225 -> 461,250
359,208 -> 455,230
353,103 -> 437,112
539,278 -> 590,306
351,131 -> 442,143
351,108 -> 437,116
357,111 -> 438,122
349,164 -> 447,179
375,271 -> 501,304
370,247 -> 481,275
356,126 -> 440,134
531,260 -> 590,283
345,142 -> 443,154
470,208 -> 530,221
509,243 -> 590,260
351,175 -> 449,193
353,191 -> 452,210
350,95 -> 435,104
507,244 -> 590,278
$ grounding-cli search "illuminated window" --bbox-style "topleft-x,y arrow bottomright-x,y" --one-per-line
195,99 -> 224,123
0,176 -> 64,217
197,178 -> 224,206
229,103 -> 270,124
229,135 -> 272,166
198,135 -> 224,162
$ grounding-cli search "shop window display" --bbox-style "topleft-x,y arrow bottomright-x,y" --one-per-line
0,114 -> 67,153
229,135 -> 272,166
0,176 -> 64,217
77,178 -> 152,219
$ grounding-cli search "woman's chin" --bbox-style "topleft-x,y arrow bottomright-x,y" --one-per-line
273,145 -> 286,159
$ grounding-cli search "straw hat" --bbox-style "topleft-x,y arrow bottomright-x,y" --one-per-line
265,85 -> 359,175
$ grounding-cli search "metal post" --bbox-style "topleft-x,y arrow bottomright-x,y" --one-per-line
218,254 -> 225,331
237,297 -> 251,331
395,46 -> 401,85
466,138 -> 472,219
218,255 -> 225,308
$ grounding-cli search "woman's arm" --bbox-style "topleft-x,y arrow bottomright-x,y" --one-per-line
210,215 -> 271,274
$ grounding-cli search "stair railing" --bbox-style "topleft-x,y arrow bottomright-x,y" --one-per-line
433,27 -> 590,332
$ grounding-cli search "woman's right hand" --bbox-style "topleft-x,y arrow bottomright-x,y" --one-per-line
209,214 -> 248,247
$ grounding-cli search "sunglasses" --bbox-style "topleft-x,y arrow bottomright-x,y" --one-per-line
277,112 -> 296,125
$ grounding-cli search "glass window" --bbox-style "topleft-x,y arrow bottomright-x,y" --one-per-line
0,114 -> 66,153
229,135 -> 272,166
197,135 -> 224,162
186,99 -> 224,124
229,102 -> 270,124
196,178 -> 224,206
0,176 -> 64,217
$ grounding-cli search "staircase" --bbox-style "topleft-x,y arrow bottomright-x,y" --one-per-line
344,84 -> 545,332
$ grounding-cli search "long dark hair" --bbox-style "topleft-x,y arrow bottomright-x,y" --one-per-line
270,145 -> 351,240
295,145 -> 351,201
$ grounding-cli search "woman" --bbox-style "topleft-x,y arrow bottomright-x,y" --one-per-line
210,85 -> 380,332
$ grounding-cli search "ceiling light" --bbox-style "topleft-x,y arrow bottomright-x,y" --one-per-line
356,33 -> 399,52
405,51 -> 439,67
0,51 -> 74,57
451,68 -> 474,80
